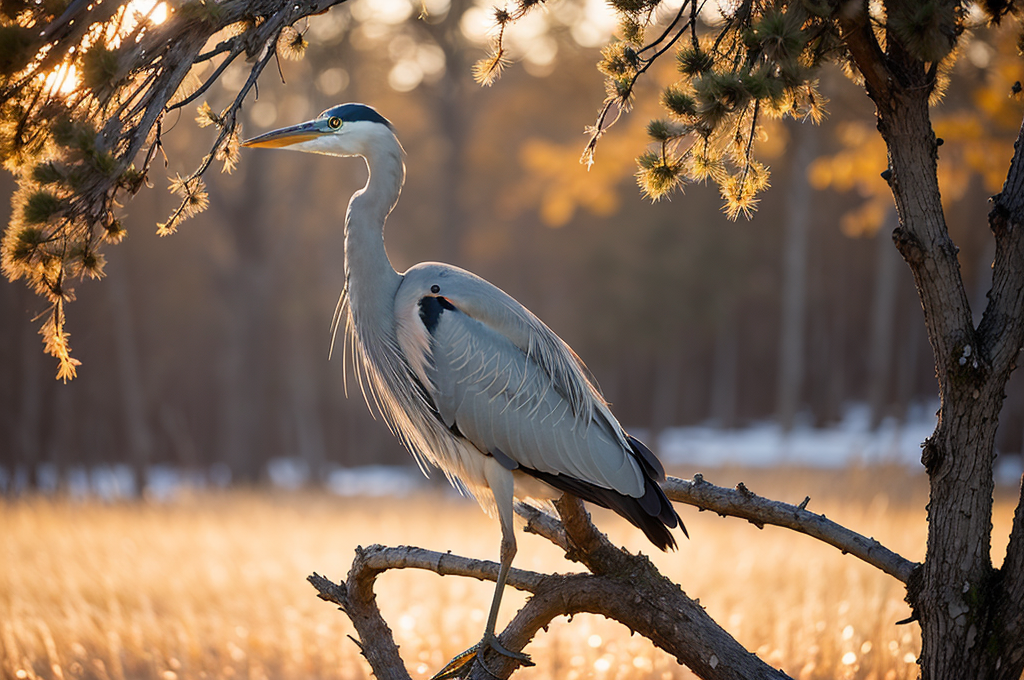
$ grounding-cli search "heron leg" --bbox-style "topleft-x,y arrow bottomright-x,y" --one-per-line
430,464 -> 533,680
478,460 -> 533,667
478,518 -> 533,665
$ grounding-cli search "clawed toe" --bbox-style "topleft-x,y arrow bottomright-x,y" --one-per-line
484,637 -> 533,666
430,637 -> 533,680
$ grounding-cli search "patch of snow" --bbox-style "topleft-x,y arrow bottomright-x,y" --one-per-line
145,465 -> 212,501
996,455 -> 1024,488
658,402 -> 938,470
267,457 -> 311,490
325,464 -> 426,497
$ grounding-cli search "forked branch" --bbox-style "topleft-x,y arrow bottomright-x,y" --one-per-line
310,474 -> 920,679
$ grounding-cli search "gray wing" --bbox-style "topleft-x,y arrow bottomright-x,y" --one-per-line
425,300 -> 646,497
401,263 -> 606,426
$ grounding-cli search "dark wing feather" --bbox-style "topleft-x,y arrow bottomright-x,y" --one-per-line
519,466 -> 682,550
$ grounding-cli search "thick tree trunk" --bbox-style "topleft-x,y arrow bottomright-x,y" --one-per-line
856,47 -> 1024,680
838,5 -> 1024,674
882,84 -> 998,680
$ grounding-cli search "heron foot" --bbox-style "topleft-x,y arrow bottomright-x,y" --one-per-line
430,636 -> 533,680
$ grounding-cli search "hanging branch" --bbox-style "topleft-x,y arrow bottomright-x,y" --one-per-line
0,0 -> 353,378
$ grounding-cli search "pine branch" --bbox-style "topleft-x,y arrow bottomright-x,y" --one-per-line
0,0 -> 354,378
836,2 -> 892,101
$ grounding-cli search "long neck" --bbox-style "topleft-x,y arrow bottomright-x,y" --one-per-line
344,133 -> 405,342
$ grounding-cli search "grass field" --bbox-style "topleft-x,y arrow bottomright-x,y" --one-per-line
2,466 -> 1020,680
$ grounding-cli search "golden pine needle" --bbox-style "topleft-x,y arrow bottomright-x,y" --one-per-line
472,49 -> 508,87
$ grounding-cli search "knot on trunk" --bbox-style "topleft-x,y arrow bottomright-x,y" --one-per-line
892,226 -> 925,263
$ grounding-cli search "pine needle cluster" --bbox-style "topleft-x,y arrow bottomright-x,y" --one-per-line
627,1 -> 843,215
471,1 -> 548,86
0,0 -> 327,379
489,0 -> 990,220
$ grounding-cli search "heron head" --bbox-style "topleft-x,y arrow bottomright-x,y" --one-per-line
242,103 -> 395,158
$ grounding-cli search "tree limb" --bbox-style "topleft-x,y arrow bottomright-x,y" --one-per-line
310,470 -> 926,678
994,477 -> 1024,680
988,112 -> 1024,680
979,111 -> 1024,383
663,475 -> 919,582
312,496 -> 795,680
836,2 -> 891,102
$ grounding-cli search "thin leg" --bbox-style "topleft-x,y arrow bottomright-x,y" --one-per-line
431,464 -> 533,680
478,518 -> 531,662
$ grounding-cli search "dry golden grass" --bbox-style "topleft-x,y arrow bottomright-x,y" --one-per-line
2,466 -> 1019,680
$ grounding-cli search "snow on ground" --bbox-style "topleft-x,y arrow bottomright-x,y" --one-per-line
657,403 -> 936,469
655,402 -> 1023,487
3,402 -> 1022,498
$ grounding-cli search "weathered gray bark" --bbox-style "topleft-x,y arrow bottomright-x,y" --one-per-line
312,497 -> 794,680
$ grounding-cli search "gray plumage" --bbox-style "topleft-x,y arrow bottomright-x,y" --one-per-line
243,103 -> 682,674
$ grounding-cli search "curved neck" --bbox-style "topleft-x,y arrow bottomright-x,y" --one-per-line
345,132 -> 405,338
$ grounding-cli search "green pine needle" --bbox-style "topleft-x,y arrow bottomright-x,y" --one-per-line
22,190 -> 63,225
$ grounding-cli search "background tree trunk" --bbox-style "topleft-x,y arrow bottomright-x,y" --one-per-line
868,210 -> 900,428
775,125 -> 816,431
107,253 -> 154,493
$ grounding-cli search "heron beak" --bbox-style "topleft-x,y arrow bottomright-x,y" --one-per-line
242,120 -> 322,149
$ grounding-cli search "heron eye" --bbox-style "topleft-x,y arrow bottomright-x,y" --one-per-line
328,116 -> 342,129
430,284 -> 440,294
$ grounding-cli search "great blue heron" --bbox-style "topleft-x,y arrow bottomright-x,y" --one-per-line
243,103 -> 684,677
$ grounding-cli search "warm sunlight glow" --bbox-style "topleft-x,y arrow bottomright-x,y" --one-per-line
106,0 -> 170,47
0,474 -> 957,680
125,0 -> 169,28
36,0 -> 169,97
42,62 -> 79,95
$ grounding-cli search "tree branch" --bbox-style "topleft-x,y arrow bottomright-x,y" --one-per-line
836,2 -> 891,102
515,501 -> 569,551
988,112 -> 1024,680
993,477 -> 1024,680
979,112 -> 1024,382
313,497 -> 795,680
662,475 -> 918,582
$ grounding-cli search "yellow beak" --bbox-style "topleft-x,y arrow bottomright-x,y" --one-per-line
242,120 -> 322,149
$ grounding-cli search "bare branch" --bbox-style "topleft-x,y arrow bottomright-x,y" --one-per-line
836,3 -> 891,101
308,544 -> 550,680
515,501 -> 569,551
663,475 -> 919,582
979,112 -> 1024,382
312,526 -> 794,680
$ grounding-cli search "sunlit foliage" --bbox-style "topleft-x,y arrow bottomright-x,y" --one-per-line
484,0 -> 1021,219
0,0 -> 341,379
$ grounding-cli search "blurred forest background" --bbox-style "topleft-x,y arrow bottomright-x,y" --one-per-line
1,0 -> 1022,491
